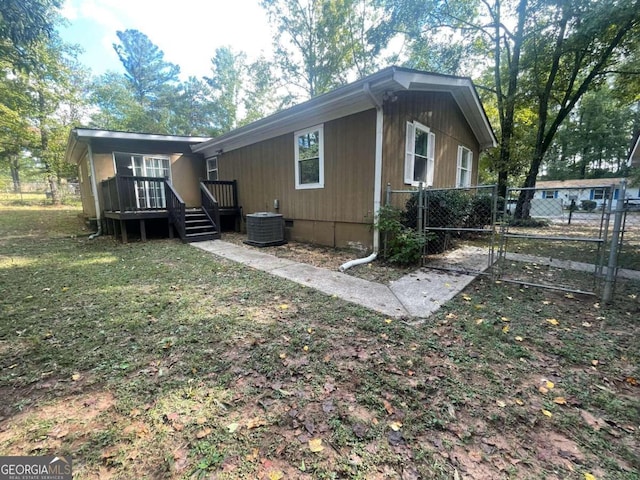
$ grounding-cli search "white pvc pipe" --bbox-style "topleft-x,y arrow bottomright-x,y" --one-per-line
339,252 -> 378,272
87,143 -> 102,239
340,85 -> 384,272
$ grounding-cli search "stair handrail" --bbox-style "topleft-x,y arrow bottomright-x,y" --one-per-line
200,181 -> 221,233
165,180 -> 186,240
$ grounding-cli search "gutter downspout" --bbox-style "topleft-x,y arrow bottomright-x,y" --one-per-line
340,83 -> 383,272
87,142 -> 102,239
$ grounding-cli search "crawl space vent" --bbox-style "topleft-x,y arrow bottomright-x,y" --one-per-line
244,212 -> 286,247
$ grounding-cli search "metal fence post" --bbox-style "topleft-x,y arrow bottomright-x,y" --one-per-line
602,180 -> 626,303
383,183 -> 391,259
417,182 -> 424,236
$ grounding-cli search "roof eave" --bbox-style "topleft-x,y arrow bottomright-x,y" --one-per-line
193,68 -> 497,156
73,128 -> 211,144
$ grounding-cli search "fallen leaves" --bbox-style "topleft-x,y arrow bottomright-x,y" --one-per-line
267,471 -> 284,480
388,421 -> 403,431
308,438 -> 324,452
553,397 -> 567,405
539,379 -> 555,394
541,409 -> 553,418
246,417 -> 267,429
546,318 -> 560,326
196,427 -> 212,439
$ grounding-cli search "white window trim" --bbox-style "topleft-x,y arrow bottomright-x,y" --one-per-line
404,121 -> 435,187
456,145 -> 473,188
206,156 -> 218,181
112,152 -> 172,182
294,124 -> 324,190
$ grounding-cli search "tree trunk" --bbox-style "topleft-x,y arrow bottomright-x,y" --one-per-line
494,0 -> 528,200
9,155 -> 21,193
514,148 -> 545,219
47,174 -> 61,205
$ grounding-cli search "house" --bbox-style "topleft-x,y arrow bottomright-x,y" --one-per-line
65,66 -> 496,249
534,178 -> 639,210
192,66 -> 496,250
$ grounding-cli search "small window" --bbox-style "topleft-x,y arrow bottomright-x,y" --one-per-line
206,157 -> 218,181
456,146 -> 473,188
542,190 -> 556,199
295,125 -> 324,189
592,188 -> 605,200
404,121 -> 435,186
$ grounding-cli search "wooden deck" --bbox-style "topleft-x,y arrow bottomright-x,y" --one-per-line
99,176 -> 239,242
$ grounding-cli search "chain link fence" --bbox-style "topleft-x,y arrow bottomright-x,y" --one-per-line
384,181 -> 637,302
385,184 -> 499,274
0,182 -> 80,205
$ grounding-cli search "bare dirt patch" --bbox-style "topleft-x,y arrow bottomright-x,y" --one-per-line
222,232 -> 414,283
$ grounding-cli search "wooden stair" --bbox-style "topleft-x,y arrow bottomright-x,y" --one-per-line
183,208 -> 220,242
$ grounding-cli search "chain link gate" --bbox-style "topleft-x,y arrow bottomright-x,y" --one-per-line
496,184 -> 619,297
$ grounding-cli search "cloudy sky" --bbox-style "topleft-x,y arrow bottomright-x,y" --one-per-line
59,0 -> 274,79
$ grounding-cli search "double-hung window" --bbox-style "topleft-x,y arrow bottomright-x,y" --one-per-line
542,190 -> 557,199
295,125 -> 324,189
456,146 -> 473,188
206,157 -> 218,180
404,121 -> 435,186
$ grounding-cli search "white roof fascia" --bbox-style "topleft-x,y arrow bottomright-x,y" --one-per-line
73,128 -> 211,144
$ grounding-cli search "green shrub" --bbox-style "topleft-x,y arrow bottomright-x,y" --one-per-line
465,194 -> 497,228
403,190 -> 497,254
508,217 -> 550,228
581,199 -> 597,212
376,205 -> 428,265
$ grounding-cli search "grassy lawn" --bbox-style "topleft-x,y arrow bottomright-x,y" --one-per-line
0,205 -> 638,479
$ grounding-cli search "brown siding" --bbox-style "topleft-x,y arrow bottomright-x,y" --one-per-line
219,109 -> 377,246
78,152 -> 95,218
382,91 -> 480,192
170,154 -> 205,207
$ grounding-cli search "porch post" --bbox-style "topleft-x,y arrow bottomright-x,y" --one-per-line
140,219 -> 147,242
120,220 -> 128,243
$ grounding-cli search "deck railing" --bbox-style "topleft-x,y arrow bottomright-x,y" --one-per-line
200,182 -> 221,236
165,181 -> 186,240
102,176 -> 120,212
201,180 -> 238,211
100,175 -> 169,212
